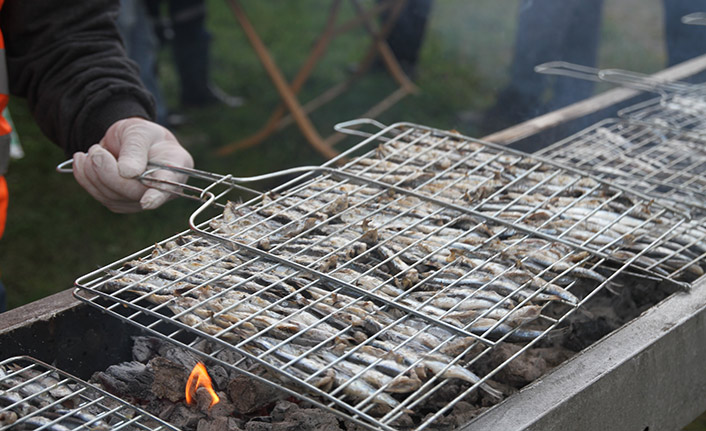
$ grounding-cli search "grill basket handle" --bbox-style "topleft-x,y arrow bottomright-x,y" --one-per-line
682,11 -> 706,25
334,118 -> 388,139
55,158 -> 328,204
534,61 -> 605,83
535,61 -> 689,95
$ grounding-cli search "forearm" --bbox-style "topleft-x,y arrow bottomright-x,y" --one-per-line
1,0 -> 156,156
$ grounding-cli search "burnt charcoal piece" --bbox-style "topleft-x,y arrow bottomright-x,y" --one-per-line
197,417 -> 244,431
476,344 -> 574,388
277,407 -> 341,430
150,356 -> 190,403
269,400 -> 298,422
451,401 -> 484,427
207,365 -> 230,391
195,386 -> 218,412
91,361 -> 155,402
159,344 -> 201,370
133,336 -> 164,362
244,422 -> 273,431
230,399 -> 348,431
194,386 -> 233,418
227,375 -> 287,415
167,403 -> 205,430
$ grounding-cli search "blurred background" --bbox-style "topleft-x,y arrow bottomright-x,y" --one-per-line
0,1 -> 678,304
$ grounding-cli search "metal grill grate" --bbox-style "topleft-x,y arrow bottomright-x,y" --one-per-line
535,60 -> 706,134
617,93 -> 706,133
0,356 -> 178,430
536,118 -> 706,214
72,121 -> 706,430
332,121 -> 705,282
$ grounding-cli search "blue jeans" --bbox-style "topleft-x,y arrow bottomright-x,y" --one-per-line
506,0 -> 604,116
118,0 -> 168,125
502,0 -> 706,114
0,280 -> 6,312
663,0 -> 706,66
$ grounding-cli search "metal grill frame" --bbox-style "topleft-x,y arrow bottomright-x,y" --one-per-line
536,117 -> 706,214
617,94 -> 706,134
186,120 -> 704,285
71,120 -> 706,431
0,356 -> 178,431
535,60 -> 706,134
327,120 -> 704,281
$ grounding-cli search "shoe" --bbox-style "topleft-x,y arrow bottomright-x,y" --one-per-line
182,84 -> 245,109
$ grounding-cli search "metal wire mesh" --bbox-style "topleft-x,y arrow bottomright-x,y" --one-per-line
618,94 -> 706,134
72,121 -> 706,430
0,356 -> 178,430
334,122 -> 706,281
535,61 -> 706,134
537,118 -> 706,215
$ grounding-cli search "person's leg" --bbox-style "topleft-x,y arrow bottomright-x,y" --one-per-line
483,0 -> 603,132
548,0 -> 604,111
167,0 -> 242,107
505,0 -> 573,110
168,0 -> 212,105
118,0 -> 169,125
382,0 -> 433,78
483,0 -> 574,130
663,0 -> 706,66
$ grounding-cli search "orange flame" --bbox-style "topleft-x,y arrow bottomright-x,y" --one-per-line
185,362 -> 220,407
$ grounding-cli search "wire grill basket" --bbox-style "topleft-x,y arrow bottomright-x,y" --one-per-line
617,94 -> 706,134
0,356 -> 178,430
70,120 -> 706,430
535,61 -> 706,134
536,118 -> 706,214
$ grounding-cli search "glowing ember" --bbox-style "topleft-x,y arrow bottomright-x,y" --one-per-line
185,362 -> 220,407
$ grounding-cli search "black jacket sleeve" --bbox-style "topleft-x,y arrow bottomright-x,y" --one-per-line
0,0 -> 156,156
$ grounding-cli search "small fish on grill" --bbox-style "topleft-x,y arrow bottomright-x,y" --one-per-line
87,125 -> 706,423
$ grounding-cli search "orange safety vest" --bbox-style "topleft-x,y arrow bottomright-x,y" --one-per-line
0,0 -> 10,240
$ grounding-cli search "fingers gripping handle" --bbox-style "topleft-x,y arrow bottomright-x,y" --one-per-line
56,159 -> 329,203
56,159 -> 211,202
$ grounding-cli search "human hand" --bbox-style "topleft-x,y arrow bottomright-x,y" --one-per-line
72,118 -> 194,213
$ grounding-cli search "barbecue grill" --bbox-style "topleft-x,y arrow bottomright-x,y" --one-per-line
0,356 -> 178,430
48,118 -> 705,430
536,118 -> 706,214
537,61 -> 706,134
535,61 -> 706,136
3,55 -> 706,431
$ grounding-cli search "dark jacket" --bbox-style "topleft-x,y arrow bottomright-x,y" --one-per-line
0,0 -> 156,156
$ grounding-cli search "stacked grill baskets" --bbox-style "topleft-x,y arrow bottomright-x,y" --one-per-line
537,118 -> 706,214
535,63 -> 706,216
606,66 -> 706,134
536,61 -> 706,135
72,120 -> 706,430
0,356 -> 177,430
618,92 -> 706,134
